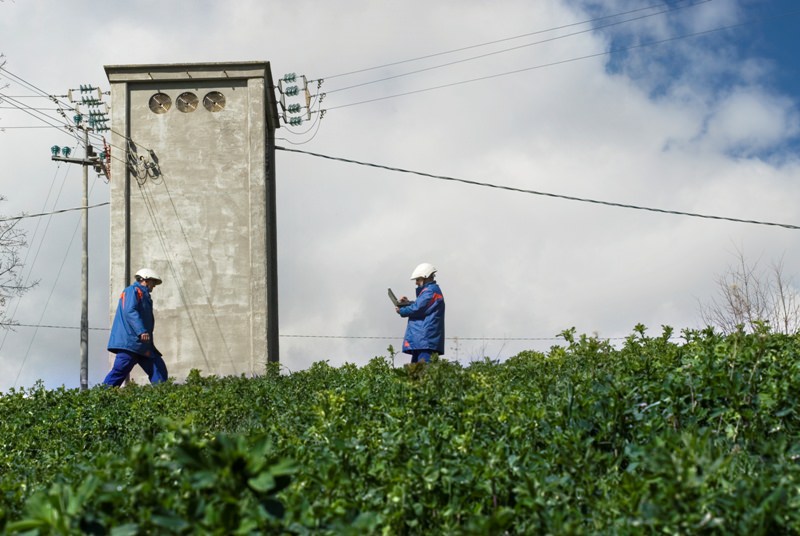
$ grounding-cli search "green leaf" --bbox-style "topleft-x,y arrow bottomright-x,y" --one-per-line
110,523 -> 141,536
248,472 -> 276,493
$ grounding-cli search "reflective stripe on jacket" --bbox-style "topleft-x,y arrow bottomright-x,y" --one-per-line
107,281 -> 159,357
398,281 -> 445,355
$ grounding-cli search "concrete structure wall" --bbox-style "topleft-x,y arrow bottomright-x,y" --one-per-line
105,62 -> 279,382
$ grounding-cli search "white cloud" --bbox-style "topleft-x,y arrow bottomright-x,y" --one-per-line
703,88 -> 799,155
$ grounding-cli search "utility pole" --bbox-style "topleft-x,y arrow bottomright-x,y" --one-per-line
50,86 -> 109,390
79,126 -> 89,390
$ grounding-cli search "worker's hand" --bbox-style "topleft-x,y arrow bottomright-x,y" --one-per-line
139,332 -> 151,343
395,306 -> 400,313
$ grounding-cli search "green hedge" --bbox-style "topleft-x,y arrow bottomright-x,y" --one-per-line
1,325 -> 799,534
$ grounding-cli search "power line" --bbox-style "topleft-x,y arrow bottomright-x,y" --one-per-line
276,146 -> 800,230
0,68 -> 104,151
12,175 -> 103,388
0,324 -> 628,342
0,67 -> 79,113
0,202 -> 109,223
0,155 -> 75,354
280,334 -> 566,341
0,75 -> 77,133
320,0 -> 708,81
0,106 -> 63,111
324,0 -> 711,95
325,10 -> 800,111
2,323 -> 109,331
159,170 -> 237,372
133,165 -> 216,373
0,92 -> 72,132
0,125 -> 58,129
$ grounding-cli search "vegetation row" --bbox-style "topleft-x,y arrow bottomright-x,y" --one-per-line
1,325 -> 799,534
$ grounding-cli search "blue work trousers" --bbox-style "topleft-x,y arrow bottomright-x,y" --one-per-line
103,351 -> 168,386
410,350 -> 432,364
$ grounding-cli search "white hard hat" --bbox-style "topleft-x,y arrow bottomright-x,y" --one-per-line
135,268 -> 163,285
410,262 -> 437,280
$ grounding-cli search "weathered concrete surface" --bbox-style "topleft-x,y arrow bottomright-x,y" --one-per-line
105,62 -> 279,383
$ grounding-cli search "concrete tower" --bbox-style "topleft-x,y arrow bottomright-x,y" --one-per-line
104,62 -> 279,382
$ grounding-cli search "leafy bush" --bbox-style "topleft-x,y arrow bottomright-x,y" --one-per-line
1,325 -> 800,534
6,423 -> 292,535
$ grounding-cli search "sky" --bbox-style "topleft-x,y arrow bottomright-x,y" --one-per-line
1,0 -> 799,391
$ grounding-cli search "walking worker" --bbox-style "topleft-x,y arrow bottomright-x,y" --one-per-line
396,262 -> 445,364
103,268 -> 168,386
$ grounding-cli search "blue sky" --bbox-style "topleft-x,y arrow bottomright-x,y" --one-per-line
596,0 -> 800,158
1,0 -> 799,391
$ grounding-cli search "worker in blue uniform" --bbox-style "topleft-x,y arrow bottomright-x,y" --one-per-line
103,268 -> 168,386
396,262 -> 445,364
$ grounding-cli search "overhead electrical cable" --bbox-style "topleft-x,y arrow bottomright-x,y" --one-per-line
0,67 -> 80,113
279,334 -> 567,341
0,156 -> 74,353
326,9 -> 800,111
0,87 -> 115,180
0,202 -> 109,223
277,110 -> 326,145
0,324 -> 585,342
0,92 -> 72,132
0,68 -> 103,150
12,175 -> 102,388
133,173 -> 215,373
1,323 -> 109,331
158,174 -> 237,373
0,126 -> 59,129
0,79 -> 116,179
320,0 -> 710,81
325,0 -> 711,95
0,105 -> 62,111
0,73 -> 78,132
276,146 -> 800,231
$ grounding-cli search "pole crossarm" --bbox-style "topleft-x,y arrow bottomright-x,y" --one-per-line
51,155 -> 99,166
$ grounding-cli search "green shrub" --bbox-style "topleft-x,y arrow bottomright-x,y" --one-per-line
1,327 -> 800,534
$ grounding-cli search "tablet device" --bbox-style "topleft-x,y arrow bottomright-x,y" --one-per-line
388,288 -> 413,307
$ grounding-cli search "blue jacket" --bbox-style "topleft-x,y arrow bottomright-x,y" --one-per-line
107,281 -> 160,357
398,281 -> 445,355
